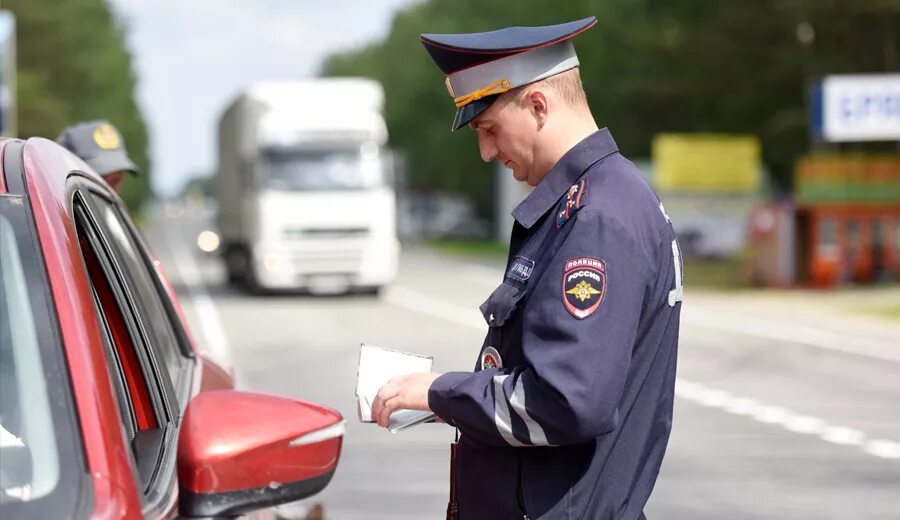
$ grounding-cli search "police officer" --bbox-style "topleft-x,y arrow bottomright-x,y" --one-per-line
56,120 -> 139,192
371,17 -> 682,519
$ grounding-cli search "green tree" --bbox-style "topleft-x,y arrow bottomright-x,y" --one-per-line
5,0 -> 151,211
323,0 -> 899,217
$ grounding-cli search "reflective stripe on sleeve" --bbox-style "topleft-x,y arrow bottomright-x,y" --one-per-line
492,375 -> 527,447
509,375 -> 551,446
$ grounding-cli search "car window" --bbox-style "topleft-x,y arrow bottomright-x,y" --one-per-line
77,225 -> 151,443
87,192 -> 189,403
71,188 -> 183,513
0,195 -> 86,519
0,210 -> 59,500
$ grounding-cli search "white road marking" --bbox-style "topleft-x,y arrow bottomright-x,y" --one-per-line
784,416 -> 826,434
458,263 -> 503,285
821,426 -> 866,446
723,397 -> 759,416
682,310 -> 900,364
753,405 -> 792,425
161,211 -> 235,376
675,378 -> 900,460
864,440 -> 900,459
450,258 -> 900,364
386,283 -> 900,462
383,286 -> 485,331
321,508 -> 441,520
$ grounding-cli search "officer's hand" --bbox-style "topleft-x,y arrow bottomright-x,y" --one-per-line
372,372 -> 443,428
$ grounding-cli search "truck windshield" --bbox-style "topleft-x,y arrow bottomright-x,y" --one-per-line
263,147 -> 383,191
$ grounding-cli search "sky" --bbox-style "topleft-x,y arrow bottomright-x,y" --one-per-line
108,0 -> 421,197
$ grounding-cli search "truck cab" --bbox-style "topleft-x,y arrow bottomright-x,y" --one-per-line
216,79 -> 400,293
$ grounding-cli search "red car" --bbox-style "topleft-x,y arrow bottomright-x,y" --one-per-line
0,137 -> 343,518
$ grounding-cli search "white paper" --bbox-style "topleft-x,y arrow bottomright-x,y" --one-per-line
356,344 -> 436,432
0,424 -> 25,448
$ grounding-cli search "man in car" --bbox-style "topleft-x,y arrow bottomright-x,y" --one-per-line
56,120 -> 139,192
371,17 -> 683,519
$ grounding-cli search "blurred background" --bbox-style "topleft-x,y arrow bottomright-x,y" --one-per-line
1,0 -> 898,518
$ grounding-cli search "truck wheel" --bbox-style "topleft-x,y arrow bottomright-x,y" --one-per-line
224,246 -> 245,286
241,250 -> 262,293
358,285 -> 382,297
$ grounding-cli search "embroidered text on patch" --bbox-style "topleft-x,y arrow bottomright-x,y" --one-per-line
507,257 -> 535,283
562,257 -> 606,319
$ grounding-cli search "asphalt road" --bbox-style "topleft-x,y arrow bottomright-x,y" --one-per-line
146,202 -> 900,520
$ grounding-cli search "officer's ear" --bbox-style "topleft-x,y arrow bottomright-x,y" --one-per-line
524,89 -> 549,130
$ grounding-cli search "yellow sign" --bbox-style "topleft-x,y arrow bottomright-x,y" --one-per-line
652,134 -> 761,193
93,123 -> 120,150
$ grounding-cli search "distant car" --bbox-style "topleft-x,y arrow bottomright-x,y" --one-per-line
0,138 -> 343,519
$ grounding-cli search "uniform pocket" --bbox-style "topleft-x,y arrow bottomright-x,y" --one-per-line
479,281 -> 526,327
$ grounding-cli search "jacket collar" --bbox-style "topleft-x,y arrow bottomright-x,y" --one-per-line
511,128 -> 618,229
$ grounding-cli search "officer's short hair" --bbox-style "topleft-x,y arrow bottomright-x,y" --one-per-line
505,68 -> 589,109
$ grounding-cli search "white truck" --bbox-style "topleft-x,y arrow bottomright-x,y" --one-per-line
215,79 -> 399,293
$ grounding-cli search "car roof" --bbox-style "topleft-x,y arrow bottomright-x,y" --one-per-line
31,137 -> 112,198
3,136 -> 114,199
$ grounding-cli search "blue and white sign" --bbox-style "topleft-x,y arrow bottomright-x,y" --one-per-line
813,74 -> 900,143
0,12 -> 15,137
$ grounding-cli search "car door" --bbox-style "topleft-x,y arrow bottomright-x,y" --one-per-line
69,177 -> 196,518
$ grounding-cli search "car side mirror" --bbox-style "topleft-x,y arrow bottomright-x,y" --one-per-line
176,390 -> 343,518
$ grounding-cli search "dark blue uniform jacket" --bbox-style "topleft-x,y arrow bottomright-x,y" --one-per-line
429,129 -> 682,519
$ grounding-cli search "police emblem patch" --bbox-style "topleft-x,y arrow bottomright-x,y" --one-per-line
481,346 -> 502,369
562,257 -> 606,319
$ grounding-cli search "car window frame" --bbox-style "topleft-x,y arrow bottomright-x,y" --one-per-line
88,279 -> 139,443
90,189 -> 195,402
0,141 -> 92,520
115,195 -> 196,363
67,178 -> 183,516
75,203 -> 152,440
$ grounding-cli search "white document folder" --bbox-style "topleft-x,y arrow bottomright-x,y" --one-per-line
356,344 -> 437,433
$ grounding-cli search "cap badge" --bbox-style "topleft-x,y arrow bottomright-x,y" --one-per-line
445,76 -> 456,98
93,124 -> 120,150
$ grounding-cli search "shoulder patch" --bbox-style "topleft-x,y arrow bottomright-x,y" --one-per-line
506,256 -> 535,283
562,257 -> 606,319
556,177 -> 587,228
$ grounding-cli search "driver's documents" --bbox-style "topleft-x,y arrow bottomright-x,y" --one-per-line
356,343 -> 437,433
